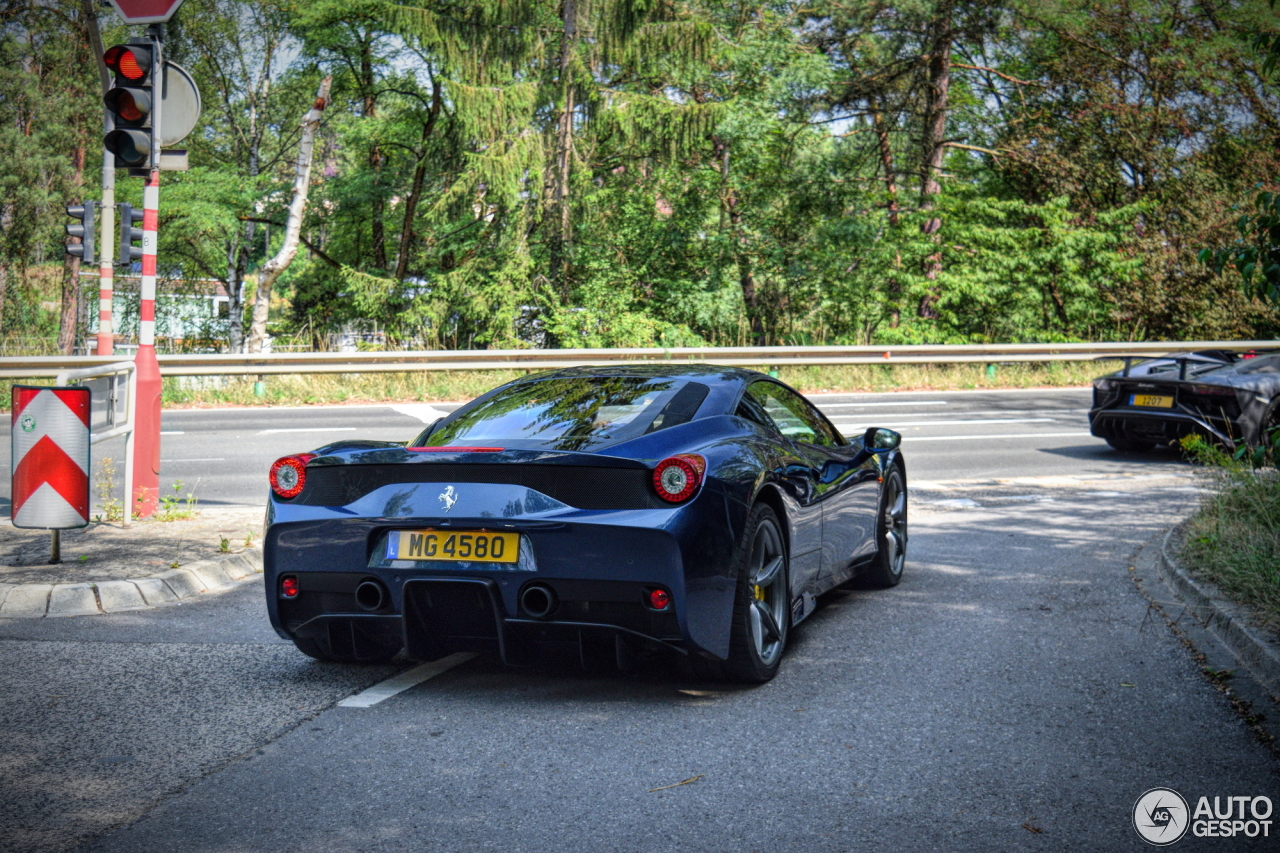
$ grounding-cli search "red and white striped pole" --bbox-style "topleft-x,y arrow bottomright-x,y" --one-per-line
132,168 -> 161,517
97,236 -> 114,356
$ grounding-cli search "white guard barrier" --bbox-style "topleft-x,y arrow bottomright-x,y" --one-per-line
11,385 -> 90,529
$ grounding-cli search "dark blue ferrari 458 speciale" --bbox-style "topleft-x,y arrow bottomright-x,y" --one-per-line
263,365 -> 907,682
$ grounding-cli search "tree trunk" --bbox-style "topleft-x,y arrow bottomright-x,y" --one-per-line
918,2 -> 952,320
0,263 -> 9,335
872,100 -> 902,327
716,139 -> 764,345
362,43 -> 388,271
393,83 -> 443,282
549,0 -> 577,292
246,77 -> 332,353
58,143 -> 87,354
225,233 -> 245,353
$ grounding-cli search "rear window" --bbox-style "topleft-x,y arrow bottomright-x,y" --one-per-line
416,377 -> 709,451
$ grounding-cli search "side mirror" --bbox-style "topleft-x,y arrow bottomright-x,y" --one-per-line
863,427 -> 902,452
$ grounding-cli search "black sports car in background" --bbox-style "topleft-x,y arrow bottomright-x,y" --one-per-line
262,365 -> 907,683
1089,350 -> 1280,451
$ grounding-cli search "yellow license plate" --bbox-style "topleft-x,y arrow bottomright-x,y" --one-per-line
386,529 -> 519,563
1130,394 -> 1174,408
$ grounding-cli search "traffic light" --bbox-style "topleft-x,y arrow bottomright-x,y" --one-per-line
65,201 -> 96,266
103,42 -> 155,169
117,203 -> 144,267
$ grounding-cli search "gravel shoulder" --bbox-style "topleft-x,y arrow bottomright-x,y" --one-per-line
0,508 -> 262,585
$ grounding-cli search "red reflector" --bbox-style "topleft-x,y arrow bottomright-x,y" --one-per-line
407,446 -> 505,452
649,588 -> 671,610
281,577 -> 299,598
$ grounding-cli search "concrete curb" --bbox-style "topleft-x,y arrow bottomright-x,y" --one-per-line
1157,526 -> 1280,700
0,546 -> 263,618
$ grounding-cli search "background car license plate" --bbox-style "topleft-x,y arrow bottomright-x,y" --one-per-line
386,529 -> 519,563
1129,394 -> 1174,408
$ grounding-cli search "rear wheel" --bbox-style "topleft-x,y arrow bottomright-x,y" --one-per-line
1105,436 -> 1154,452
856,466 -> 908,589
691,503 -> 790,684
1256,402 -> 1280,447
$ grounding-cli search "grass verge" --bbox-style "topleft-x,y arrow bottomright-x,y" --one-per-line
157,360 -> 1109,408
1180,459 -> 1280,632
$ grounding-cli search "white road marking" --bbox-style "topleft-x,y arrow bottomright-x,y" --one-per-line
831,417 -> 1058,427
817,401 -> 948,408
389,403 -> 450,423
338,652 -> 477,708
164,458 -> 226,462
257,427 -> 359,435
820,407 -> 1089,418
929,498 -> 982,508
160,431 -> 184,435
903,431 -> 1094,442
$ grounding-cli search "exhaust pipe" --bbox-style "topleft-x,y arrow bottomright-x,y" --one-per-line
355,579 -> 388,612
520,583 -> 557,619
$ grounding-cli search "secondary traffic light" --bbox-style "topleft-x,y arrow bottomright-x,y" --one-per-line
103,43 -> 155,169
65,201 -> 96,266
117,203 -> 144,267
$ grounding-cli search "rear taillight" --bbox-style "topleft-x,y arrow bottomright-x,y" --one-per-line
653,454 -> 705,502
1188,384 -> 1235,397
269,453 -> 316,499
280,576 -> 299,598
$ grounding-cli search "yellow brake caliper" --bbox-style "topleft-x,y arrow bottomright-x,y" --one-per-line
753,584 -> 765,601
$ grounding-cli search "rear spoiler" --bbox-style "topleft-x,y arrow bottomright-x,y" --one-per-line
1100,351 -> 1234,381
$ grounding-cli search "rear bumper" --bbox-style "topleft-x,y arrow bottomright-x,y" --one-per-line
1089,406 -> 1238,446
263,493 -> 743,660
284,576 -> 689,665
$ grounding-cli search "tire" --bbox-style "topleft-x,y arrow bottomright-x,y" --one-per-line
856,465 -> 908,589
691,503 -> 791,684
1255,402 -> 1280,447
1105,436 -> 1154,452
291,636 -> 398,664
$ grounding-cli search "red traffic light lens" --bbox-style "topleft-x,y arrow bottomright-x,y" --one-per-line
104,88 -> 151,124
118,94 -> 143,122
104,45 -> 149,81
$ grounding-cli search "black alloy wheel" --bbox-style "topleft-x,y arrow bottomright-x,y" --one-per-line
692,502 -> 790,684
856,465 -> 908,589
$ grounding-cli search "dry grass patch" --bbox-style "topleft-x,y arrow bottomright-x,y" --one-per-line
1181,470 -> 1280,632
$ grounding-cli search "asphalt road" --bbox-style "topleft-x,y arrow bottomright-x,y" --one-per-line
0,387 -> 1194,510
2,387 -> 1275,852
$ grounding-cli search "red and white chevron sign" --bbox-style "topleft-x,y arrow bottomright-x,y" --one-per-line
11,386 -> 90,529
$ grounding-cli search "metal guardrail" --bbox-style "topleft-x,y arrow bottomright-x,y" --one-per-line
0,340 -> 1276,379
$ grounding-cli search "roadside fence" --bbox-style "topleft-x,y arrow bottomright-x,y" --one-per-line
0,340 -> 1275,379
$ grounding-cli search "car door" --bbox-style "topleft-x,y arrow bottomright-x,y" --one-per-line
740,382 -> 825,595
747,382 -> 878,580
